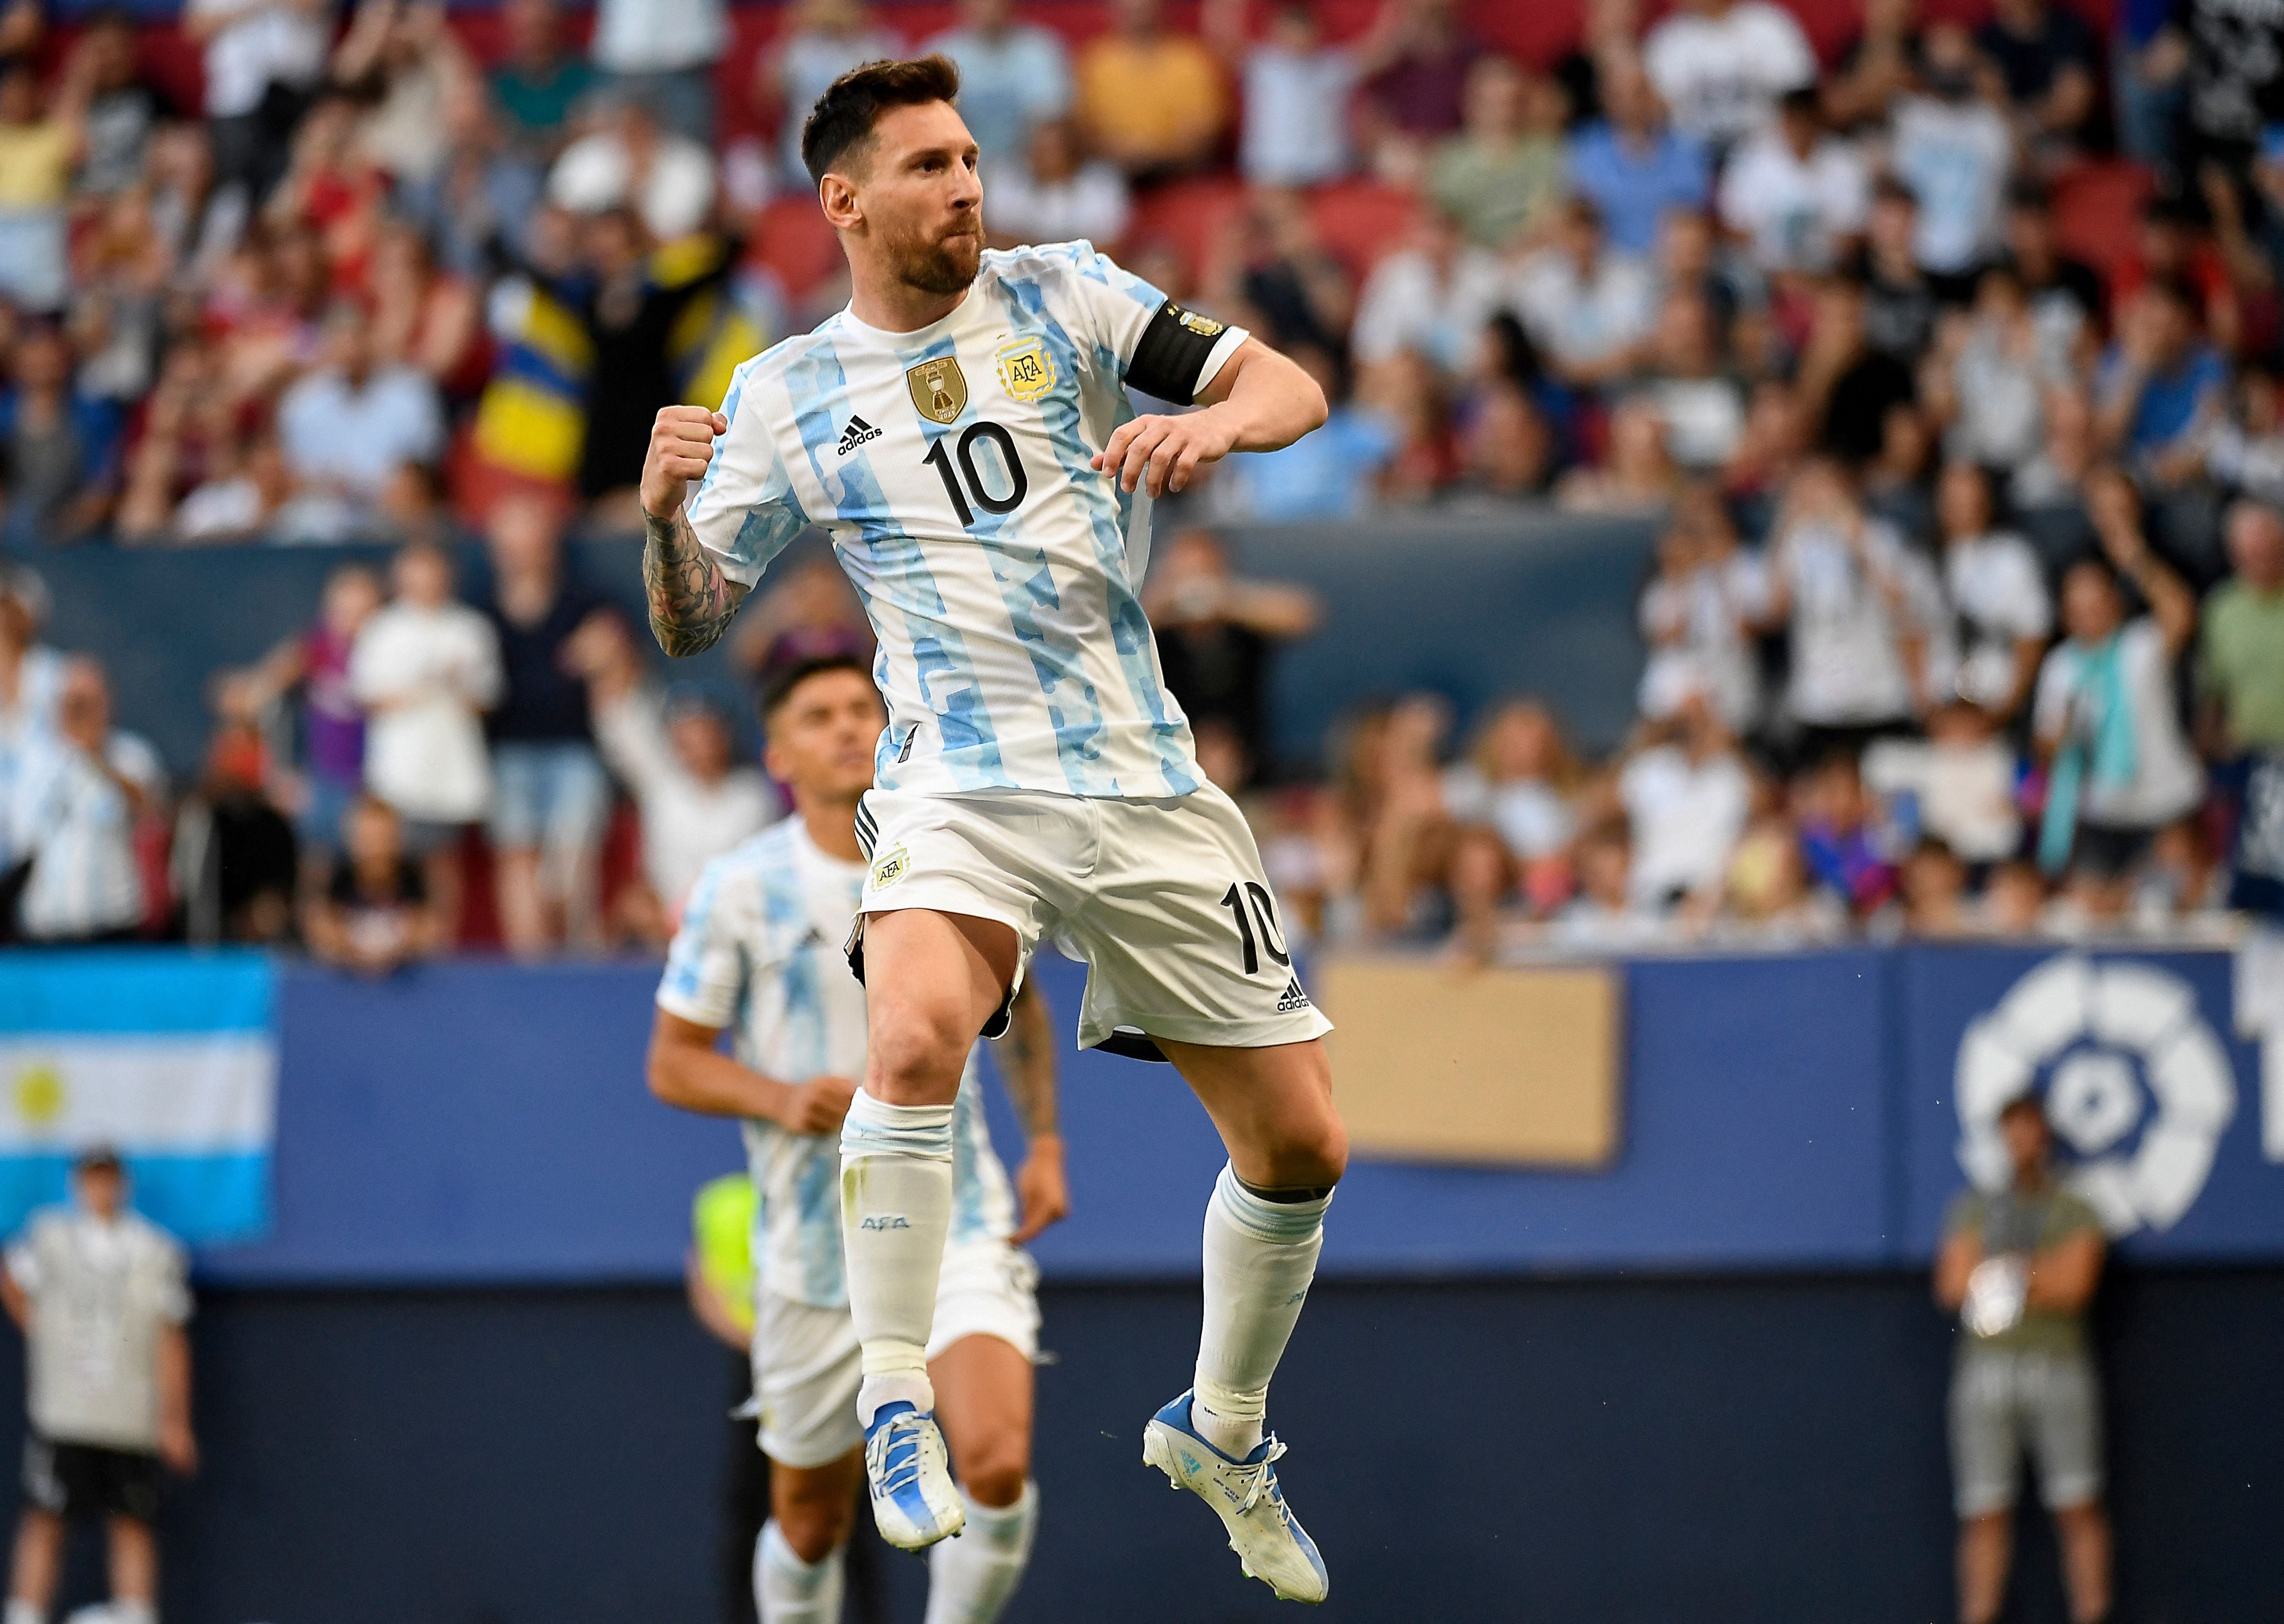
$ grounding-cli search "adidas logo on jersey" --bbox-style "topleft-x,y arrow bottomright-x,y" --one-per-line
1277,980 -> 1312,1013
837,416 -> 881,456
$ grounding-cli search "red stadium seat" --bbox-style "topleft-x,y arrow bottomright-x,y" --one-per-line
2052,158 -> 2156,279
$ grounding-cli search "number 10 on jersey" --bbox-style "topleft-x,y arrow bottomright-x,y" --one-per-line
924,421 -> 1029,528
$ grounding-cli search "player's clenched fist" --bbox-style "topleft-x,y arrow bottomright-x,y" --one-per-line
641,405 -> 729,521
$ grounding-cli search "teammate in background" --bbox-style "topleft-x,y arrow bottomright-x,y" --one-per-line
1,1149 -> 197,1624
648,654 -> 1067,1624
638,56 -> 1344,1604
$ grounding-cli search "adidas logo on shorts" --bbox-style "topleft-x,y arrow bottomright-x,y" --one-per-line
1277,979 -> 1311,1013
837,416 -> 882,456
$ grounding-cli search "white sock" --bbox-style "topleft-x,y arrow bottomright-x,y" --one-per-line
1192,1162 -> 1331,1461
925,1482 -> 1038,1624
839,1088 -> 956,1424
754,1521 -> 845,1624
7,1601 -> 43,1624
111,1605 -> 154,1624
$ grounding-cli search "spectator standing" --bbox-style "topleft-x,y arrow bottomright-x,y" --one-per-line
1856,180 -> 1938,361
1636,291 -> 1747,474
2032,489 -> 2204,910
1935,1094 -> 2111,1624
72,12 -> 173,202
2095,278 -> 2228,484
479,496 -> 614,956
1075,0 -> 1230,181
1978,0 -> 2101,164
171,713 -> 299,944
1510,197 -> 1657,389
1889,23 -> 2015,282
1,1150 -> 196,1624
1144,529 -> 1320,787
1426,56 -> 1566,253
1927,265 -> 2075,477
0,52 -> 83,316
592,0 -> 728,144
1206,0 -> 1361,189
0,325 -> 124,548
304,792 -> 442,973
1642,0 -> 1814,157
0,566 -> 62,900
986,119 -> 1130,251
489,0 -> 599,160
577,615 -> 777,941
1566,54 -> 1710,260
1350,207 -> 1504,377
1718,89 -> 1871,279
1764,459 -> 1945,759
274,300 -> 446,538
186,0 -> 334,206
924,0 -> 1073,176
349,540 -> 502,937
1354,0 -> 1476,166
1637,488 -> 1767,733
2200,501 -> 2284,916
2182,0 -> 2284,179
8,660 -> 163,945
2001,180 -> 2106,341
764,0 -> 902,189
1934,462 -> 2052,722
547,96 -> 719,244
1619,695 -> 1752,917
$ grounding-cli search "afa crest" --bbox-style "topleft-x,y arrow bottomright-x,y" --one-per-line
995,337 -> 1056,403
1174,305 -> 1225,338
906,357 -> 968,425
868,844 -> 910,891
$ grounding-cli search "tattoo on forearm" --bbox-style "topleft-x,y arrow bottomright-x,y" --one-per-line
991,1003 -> 1058,1139
643,509 -> 748,657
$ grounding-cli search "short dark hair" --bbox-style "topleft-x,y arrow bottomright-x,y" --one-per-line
801,55 -> 962,187
759,653 -> 877,724
1998,1092 -> 2048,1127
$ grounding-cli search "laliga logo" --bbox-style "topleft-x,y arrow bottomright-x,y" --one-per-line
1956,955 -> 2236,1237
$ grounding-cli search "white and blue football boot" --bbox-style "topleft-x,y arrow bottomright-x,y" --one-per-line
1142,1390 -> 1329,1604
863,1401 -> 966,1550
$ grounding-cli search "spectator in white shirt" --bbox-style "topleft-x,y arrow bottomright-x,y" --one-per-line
590,0 -> 728,143
1511,196 -> 1658,387
1620,693 -> 1754,915
275,301 -> 445,537
1206,0 -> 1361,187
546,94 -> 718,244
1864,699 -> 2025,865
1637,290 -> 1749,475
1719,88 -> 1872,277
186,0 -> 333,203
573,614 -> 778,945
985,118 -> 1131,250
1764,457 -> 1946,755
8,659 -> 163,944
0,567 -> 63,895
1933,461 -> 2053,722
1350,206 -> 1506,376
349,540 -> 502,938
923,0 -> 1073,173
1643,0 -> 1815,154
1,1149 -> 196,1624
1637,486 -> 1769,734
1889,23 -> 2015,279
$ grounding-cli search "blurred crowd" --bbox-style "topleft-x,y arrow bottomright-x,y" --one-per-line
0,0 -> 2281,959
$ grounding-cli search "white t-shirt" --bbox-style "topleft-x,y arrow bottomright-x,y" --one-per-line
1776,516 -> 1943,725
593,685 -> 780,910
1509,248 -> 1657,371
1718,132 -> 1871,274
2032,619 -> 2206,828
1349,244 -> 1508,374
1440,763 -> 1575,859
349,602 -> 503,824
1940,531 -> 2052,709
1643,1 -> 1816,146
656,820 -> 1016,1309
547,131 -> 718,243
1621,743 -> 1752,907
1862,736 -> 2022,862
189,0 -> 330,120
1240,45 -> 1360,186
688,242 -> 1249,801
6,1208 -> 190,1451
986,161 -> 1132,249
1637,551 -> 1771,732
9,730 -> 163,940
1890,95 -> 2014,276
592,0 -> 728,75
1643,375 -> 1748,472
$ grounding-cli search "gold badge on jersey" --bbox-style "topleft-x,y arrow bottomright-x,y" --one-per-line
995,337 -> 1056,403
1174,305 -> 1225,338
906,356 -> 968,424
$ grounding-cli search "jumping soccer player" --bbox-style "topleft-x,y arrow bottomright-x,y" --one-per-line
639,56 -> 1346,1604
648,654 -> 1067,1624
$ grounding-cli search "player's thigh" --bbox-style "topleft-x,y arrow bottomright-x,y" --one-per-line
753,1293 -> 865,1473
860,907 -> 1023,1099
1157,1033 -> 1346,1191
1067,786 -> 1334,1053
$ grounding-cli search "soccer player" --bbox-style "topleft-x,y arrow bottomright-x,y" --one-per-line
648,653 -> 1067,1624
639,56 -> 1347,1604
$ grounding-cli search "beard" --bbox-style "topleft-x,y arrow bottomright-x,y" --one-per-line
887,215 -> 983,297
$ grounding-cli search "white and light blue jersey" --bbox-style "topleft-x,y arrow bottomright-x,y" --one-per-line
684,241 -> 1250,801
655,818 -> 1017,1310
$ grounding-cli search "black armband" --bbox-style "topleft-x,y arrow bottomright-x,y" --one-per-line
1126,299 -> 1239,402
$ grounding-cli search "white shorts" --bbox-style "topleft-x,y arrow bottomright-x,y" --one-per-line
751,1242 -> 1042,1470
853,784 -> 1334,1055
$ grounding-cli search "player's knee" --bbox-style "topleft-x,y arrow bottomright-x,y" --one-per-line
865,1006 -> 971,1104
1265,1111 -> 1348,1190
957,1443 -> 1029,1510
772,1491 -> 855,1565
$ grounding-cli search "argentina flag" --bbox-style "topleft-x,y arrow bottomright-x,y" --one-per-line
0,951 -> 276,1244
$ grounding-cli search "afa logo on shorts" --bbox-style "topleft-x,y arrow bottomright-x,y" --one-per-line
868,844 -> 910,891
995,337 -> 1056,403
